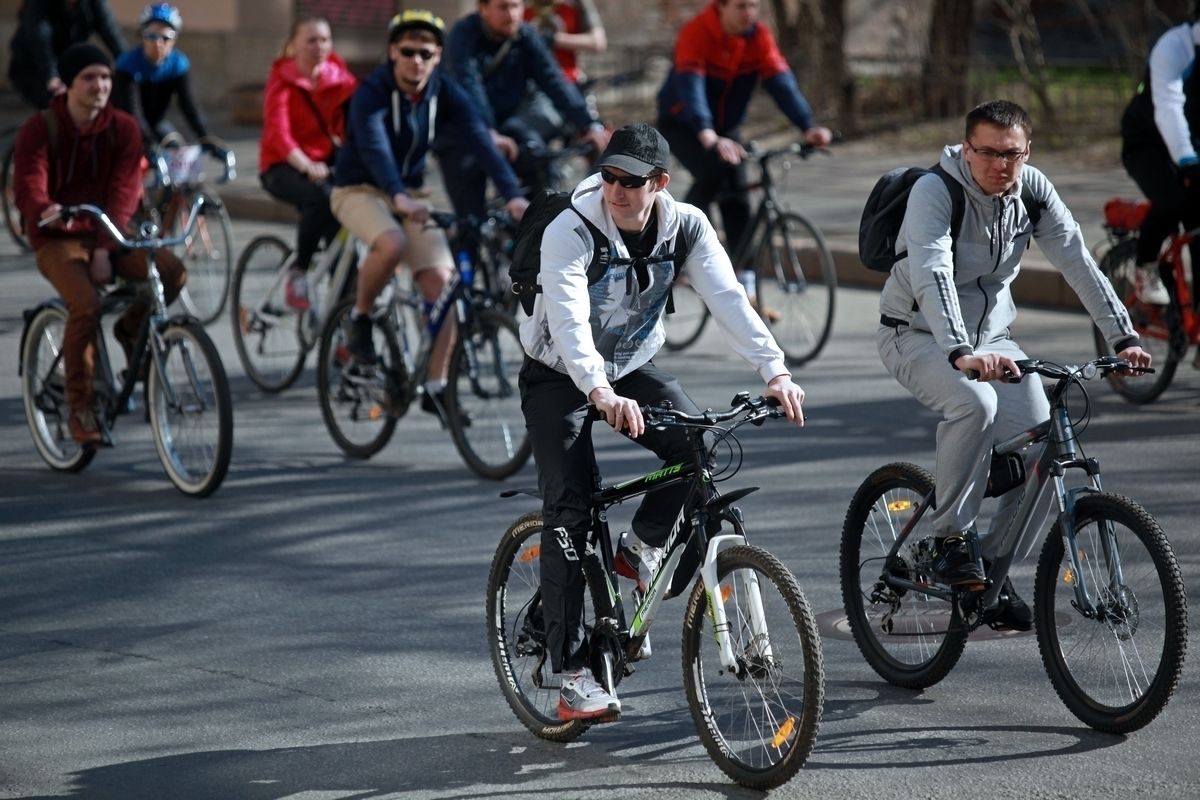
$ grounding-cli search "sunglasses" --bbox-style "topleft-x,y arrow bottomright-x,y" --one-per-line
396,46 -> 437,61
599,169 -> 654,189
142,31 -> 177,42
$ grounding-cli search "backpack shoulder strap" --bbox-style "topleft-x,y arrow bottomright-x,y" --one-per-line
1019,182 -> 1043,233
569,203 -> 611,283
41,108 -> 58,190
929,163 -> 966,263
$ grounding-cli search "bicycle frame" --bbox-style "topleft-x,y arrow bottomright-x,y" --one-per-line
1159,227 -> 1200,346
727,148 -> 794,269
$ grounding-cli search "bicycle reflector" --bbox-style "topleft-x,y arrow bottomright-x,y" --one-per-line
1063,567 -> 1076,586
772,717 -> 797,749
519,545 -> 540,563
887,499 -> 913,512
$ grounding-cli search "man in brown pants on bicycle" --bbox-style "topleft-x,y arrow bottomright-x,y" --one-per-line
13,43 -> 185,445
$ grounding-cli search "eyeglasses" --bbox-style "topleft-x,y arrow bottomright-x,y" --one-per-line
599,169 -> 654,189
142,31 -> 176,42
396,46 -> 437,61
966,142 -> 1028,164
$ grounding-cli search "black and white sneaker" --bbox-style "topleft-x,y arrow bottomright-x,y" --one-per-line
347,314 -> 377,364
933,534 -> 986,588
558,668 -> 620,722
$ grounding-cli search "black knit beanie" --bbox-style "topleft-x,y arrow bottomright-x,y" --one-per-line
58,43 -> 113,87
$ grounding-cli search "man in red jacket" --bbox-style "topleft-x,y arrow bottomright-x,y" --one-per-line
13,43 -> 186,446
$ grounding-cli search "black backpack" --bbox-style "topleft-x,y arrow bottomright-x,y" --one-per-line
509,189 -> 689,315
858,163 -> 1043,272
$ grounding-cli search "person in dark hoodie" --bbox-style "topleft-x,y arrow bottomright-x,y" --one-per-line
331,9 -> 528,422
13,42 -> 186,446
7,0 -> 126,110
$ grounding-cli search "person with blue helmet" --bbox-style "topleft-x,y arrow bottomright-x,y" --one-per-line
112,4 -> 214,150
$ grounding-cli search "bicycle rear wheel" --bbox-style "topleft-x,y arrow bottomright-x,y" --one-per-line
487,511 -> 588,742
231,235 -> 308,393
315,298 -> 400,459
446,307 -> 530,480
1,142 -> 30,251
1034,492 -> 1187,734
147,319 -> 233,497
20,304 -> 95,472
682,544 -> 823,790
754,212 -> 836,367
662,279 -> 709,352
1092,238 -> 1181,403
839,462 -> 968,688
174,191 -> 234,325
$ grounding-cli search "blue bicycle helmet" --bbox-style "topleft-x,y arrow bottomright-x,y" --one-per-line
139,4 -> 182,31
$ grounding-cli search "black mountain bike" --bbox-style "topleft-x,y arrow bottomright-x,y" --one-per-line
487,393 -> 823,790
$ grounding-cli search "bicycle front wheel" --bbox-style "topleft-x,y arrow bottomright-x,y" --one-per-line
231,235 -> 307,393
754,212 -> 836,367
446,307 -> 530,480
315,298 -> 400,459
174,191 -> 234,325
840,462 -> 968,688
662,279 -> 709,352
21,304 -> 95,472
1,142 -> 30,251
681,544 -> 822,790
1092,238 -> 1181,403
147,320 -> 233,497
487,511 -> 589,742
1034,492 -> 1187,734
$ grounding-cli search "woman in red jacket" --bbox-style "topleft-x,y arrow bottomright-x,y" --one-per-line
259,17 -> 357,310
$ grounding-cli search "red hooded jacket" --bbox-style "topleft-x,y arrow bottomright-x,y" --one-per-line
259,52 -> 358,172
13,93 -> 144,252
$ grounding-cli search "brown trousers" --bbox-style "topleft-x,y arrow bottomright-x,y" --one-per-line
35,238 -> 186,412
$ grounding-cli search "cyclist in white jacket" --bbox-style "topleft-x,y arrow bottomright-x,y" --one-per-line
518,122 -> 805,722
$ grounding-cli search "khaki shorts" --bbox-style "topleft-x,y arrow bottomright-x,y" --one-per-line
330,184 -> 453,273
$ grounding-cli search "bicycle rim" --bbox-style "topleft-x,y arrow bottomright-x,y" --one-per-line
487,511 -> 587,742
755,212 -> 836,367
1035,492 -> 1187,733
1092,239 -> 1180,403
21,305 -> 94,472
231,235 -> 307,393
174,192 -> 233,325
682,544 -> 823,790
447,308 -> 530,480
148,321 -> 233,496
316,299 -> 399,459
839,462 -> 967,688
662,280 -> 709,352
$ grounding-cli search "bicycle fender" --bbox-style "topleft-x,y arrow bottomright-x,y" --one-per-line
18,299 -> 66,377
705,486 -> 759,516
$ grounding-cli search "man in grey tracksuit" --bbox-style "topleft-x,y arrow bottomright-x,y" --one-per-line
876,100 -> 1151,629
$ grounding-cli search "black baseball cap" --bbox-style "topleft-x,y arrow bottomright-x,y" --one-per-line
595,122 -> 670,177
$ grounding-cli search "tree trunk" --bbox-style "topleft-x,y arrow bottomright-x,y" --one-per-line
922,0 -> 975,118
768,0 -> 849,131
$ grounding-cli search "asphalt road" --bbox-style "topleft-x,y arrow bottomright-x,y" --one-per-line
1,219 -> 1199,799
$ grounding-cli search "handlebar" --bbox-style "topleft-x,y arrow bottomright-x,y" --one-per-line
965,356 -> 1154,382
37,194 -> 210,250
643,391 -> 784,428
151,142 -> 237,187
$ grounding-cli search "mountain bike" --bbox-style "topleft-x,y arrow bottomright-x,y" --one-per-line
143,137 -> 237,325
231,225 -> 362,393
840,356 -> 1187,734
1092,197 -> 1199,403
487,393 -> 824,790
315,212 -> 529,480
663,142 -> 837,365
19,197 -> 233,497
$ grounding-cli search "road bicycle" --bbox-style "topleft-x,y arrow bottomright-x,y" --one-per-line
19,197 -> 233,497
487,393 -> 823,790
142,137 -> 237,326
662,142 -> 837,366
315,212 -> 529,480
840,356 -> 1187,734
231,225 -> 363,393
1092,197 -> 1199,403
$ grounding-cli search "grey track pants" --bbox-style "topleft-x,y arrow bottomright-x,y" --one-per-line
877,324 -> 1052,559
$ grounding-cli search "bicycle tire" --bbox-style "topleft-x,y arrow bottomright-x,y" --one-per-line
839,462 -> 968,689
662,280 -> 709,352
682,544 -> 823,790
1,142 -> 30,252
231,235 -> 308,393
147,319 -> 233,497
487,511 -> 589,742
1091,238 -> 1181,403
315,298 -> 400,459
446,307 -> 531,480
20,304 -> 95,472
1034,492 -> 1187,734
754,212 -> 836,367
173,190 -> 234,325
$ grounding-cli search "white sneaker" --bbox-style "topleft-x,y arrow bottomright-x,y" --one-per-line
558,668 -> 620,721
614,530 -> 663,594
1138,265 -> 1170,305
